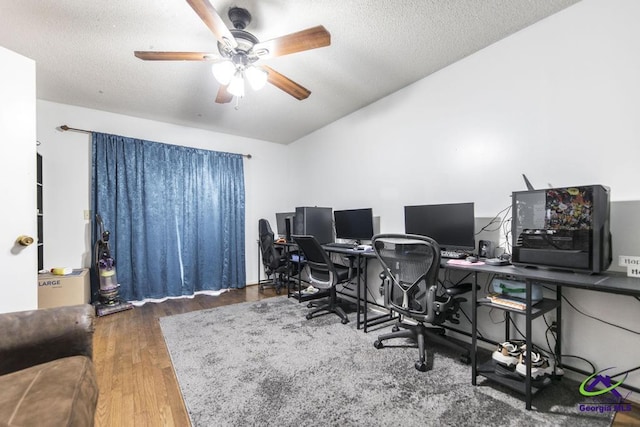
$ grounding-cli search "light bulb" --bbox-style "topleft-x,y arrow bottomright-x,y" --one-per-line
211,61 -> 235,85
227,71 -> 245,97
245,66 -> 268,91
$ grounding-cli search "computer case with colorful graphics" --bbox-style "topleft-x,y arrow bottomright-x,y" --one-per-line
511,185 -> 612,273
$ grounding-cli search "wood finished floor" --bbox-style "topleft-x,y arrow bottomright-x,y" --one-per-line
93,285 -> 280,427
92,285 -> 640,426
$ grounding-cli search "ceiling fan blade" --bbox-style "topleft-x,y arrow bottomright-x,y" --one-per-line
261,65 -> 311,100
186,0 -> 238,51
253,26 -> 330,59
134,51 -> 220,61
215,85 -> 233,104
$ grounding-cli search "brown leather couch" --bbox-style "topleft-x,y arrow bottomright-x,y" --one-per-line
0,304 -> 98,426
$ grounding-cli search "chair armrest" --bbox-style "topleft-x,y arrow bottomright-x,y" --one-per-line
0,304 -> 95,375
444,282 -> 480,297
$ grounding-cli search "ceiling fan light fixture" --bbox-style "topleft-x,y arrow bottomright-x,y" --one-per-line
134,3 -> 331,104
227,71 -> 245,97
245,66 -> 268,91
211,60 -> 236,85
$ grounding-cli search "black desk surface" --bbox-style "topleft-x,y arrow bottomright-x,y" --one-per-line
277,241 -> 375,256
444,261 -> 640,296
323,245 -> 376,257
282,241 -> 639,297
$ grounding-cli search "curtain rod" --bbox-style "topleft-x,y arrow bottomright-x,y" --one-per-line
58,125 -> 252,159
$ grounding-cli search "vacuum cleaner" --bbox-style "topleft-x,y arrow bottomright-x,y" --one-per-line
94,214 -> 133,316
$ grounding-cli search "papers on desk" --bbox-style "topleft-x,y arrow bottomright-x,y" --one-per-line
446,259 -> 486,266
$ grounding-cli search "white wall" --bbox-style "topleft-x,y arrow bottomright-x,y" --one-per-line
36,100 -> 290,286
0,46 -> 37,313
288,0 -> 640,389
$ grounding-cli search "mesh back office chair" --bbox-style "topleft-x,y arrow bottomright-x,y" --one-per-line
292,235 -> 352,324
372,234 -> 472,371
258,219 -> 290,294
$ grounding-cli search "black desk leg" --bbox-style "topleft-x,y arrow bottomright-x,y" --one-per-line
364,257 -> 370,332
471,271 -> 478,386
556,286 -> 562,373
525,279 -> 533,410
296,255 -> 303,301
505,311 -> 511,340
356,254 -> 362,330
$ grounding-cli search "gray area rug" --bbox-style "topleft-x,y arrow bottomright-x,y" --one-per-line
159,297 -> 613,426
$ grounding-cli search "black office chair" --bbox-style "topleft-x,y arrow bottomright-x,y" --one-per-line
371,234 -> 472,371
258,219 -> 289,294
292,235 -> 352,324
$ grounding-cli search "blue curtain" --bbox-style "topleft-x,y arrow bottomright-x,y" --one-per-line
92,132 -> 246,301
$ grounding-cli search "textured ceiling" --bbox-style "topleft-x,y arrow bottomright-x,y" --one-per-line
0,0 -> 581,144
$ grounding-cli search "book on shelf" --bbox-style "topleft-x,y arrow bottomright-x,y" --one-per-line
484,293 -> 540,311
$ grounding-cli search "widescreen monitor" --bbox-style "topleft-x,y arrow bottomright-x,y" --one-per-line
404,202 -> 475,251
334,208 -> 374,241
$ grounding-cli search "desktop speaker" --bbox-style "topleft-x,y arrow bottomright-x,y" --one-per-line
285,217 -> 293,242
478,240 -> 495,258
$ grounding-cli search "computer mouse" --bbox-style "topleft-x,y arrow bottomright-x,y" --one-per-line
466,256 -> 478,263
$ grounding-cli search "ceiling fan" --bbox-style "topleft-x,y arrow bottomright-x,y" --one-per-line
134,0 -> 331,103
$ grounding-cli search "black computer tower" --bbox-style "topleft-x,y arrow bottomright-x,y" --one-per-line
511,185 -> 612,273
294,207 -> 333,244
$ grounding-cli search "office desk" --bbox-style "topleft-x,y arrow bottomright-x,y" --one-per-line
276,242 -> 377,327
322,246 -> 381,330
282,243 -> 393,330
257,240 -> 301,295
272,242 -> 326,304
444,261 -> 640,410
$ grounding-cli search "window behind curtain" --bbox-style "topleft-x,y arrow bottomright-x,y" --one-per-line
92,132 -> 246,302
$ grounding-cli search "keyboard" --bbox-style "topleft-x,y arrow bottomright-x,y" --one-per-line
441,250 -> 468,259
325,242 -> 357,249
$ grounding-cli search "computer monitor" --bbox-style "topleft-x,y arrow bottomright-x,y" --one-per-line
404,202 -> 475,251
275,212 -> 295,237
334,208 -> 374,242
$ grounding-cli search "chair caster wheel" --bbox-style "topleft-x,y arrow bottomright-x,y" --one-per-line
373,340 -> 384,349
392,325 -> 399,333
460,355 -> 471,364
307,303 -> 314,308
306,314 -> 312,320
415,361 -> 427,372
341,318 -> 349,324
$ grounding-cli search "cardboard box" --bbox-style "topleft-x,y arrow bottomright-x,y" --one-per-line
38,268 -> 90,309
